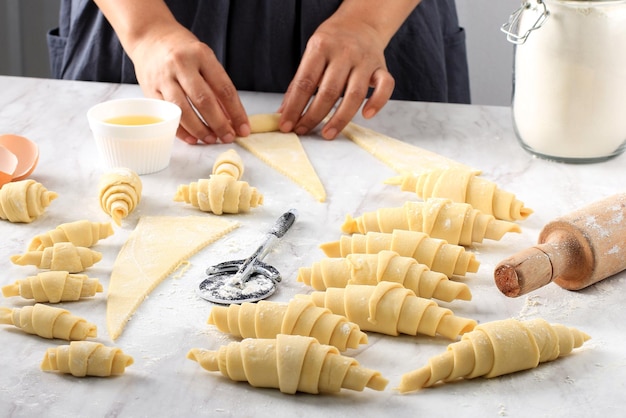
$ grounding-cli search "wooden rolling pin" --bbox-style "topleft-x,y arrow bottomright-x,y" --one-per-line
494,193 -> 626,297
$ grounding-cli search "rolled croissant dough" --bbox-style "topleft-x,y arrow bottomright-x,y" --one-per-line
106,215 -> 239,340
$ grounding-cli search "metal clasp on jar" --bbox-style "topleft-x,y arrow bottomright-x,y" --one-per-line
501,0 -> 550,44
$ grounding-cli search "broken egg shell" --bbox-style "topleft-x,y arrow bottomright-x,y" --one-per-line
0,145 -> 18,188
0,134 -> 39,181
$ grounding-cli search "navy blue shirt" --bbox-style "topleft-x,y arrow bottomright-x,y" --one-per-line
48,0 -> 470,103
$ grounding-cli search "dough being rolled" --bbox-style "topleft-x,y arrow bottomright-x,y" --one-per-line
298,282 -> 476,340
1,271 -> 103,303
208,298 -> 367,351
173,175 -> 263,215
187,334 -> 388,394
27,220 -> 114,251
0,303 -> 97,340
98,167 -> 142,226
41,341 -> 133,377
387,168 -> 533,221
0,179 -> 58,223
319,230 -> 479,278
298,251 -> 471,302
398,318 -> 590,393
10,242 -> 102,273
342,198 -> 521,246
248,113 -> 281,133
212,148 -> 245,180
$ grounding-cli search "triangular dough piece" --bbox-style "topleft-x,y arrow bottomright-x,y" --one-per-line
235,132 -> 326,202
342,122 -> 476,176
106,216 -> 239,340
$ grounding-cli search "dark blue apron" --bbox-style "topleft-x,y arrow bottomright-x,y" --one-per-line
48,0 -> 470,103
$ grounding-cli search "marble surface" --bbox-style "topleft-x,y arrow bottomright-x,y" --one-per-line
1,75 -> 625,418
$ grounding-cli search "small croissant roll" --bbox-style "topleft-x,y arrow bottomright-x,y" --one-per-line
2,271 -> 103,303
342,198 -> 521,246
298,251 -> 471,302
298,282 -> 476,340
398,318 -> 590,393
10,242 -> 102,273
27,220 -> 114,251
98,168 -> 142,226
208,299 -> 368,351
173,175 -> 263,215
0,303 -> 97,340
0,179 -> 58,223
319,230 -> 480,278
41,341 -> 133,377
187,334 -> 388,394
387,168 -> 533,221
212,148 -> 245,180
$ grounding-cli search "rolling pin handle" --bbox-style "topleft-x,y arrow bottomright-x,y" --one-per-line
494,245 -> 554,297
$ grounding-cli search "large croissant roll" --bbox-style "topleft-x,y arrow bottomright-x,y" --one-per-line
0,179 -> 58,223
173,175 -> 263,215
0,303 -> 97,340
41,341 -> 133,377
298,251 -> 471,302
387,168 -> 533,221
212,148 -> 245,180
187,334 -> 388,394
2,271 -> 103,303
341,198 -> 521,246
27,220 -> 114,251
319,230 -> 479,278
10,242 -> 102,273
398,318 -> 590,393
98,167 -> 142,226
298,282 -> 476,340
208,299 -> 367,351
248,113 -> 281,133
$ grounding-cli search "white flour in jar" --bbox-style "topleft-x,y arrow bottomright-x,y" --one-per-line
512,1 -> 626,160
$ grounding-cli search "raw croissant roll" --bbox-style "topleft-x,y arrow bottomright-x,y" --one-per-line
298,251 -> 471,302
319,230 -> 480,278
208,298 -> 367,351
212,148 -> 245,180
187,334 -> 388,394
27,220 -> 114,251
10,242 -> 102,273
173,175 -> 263,215
2,271 -> 103,303
0,303 -> 97,340
341,198 -> 521,246
41,341 -> 133,377
298,282 -> 476,340
398,318 -> 590,393
98,167 -> 142,226
387,168 -> 533,221
248,113 -> 281,133
0,179 -> 58,223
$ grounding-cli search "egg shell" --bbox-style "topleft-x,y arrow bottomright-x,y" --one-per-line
0,145 -> 18,188
0,134 -> 39,181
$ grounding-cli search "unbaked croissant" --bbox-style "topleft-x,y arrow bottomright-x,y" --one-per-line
187,334 -> 388,394
212,148 -> 245,180
2,271 -> 103,303
387,168 -> 533,221
27,220 -> 114,251
298,251 -> 471,302
319,230 -> 480,278
341,198 -> 521,246
10,242 -> 102,273
98,167 -> 142,226
298,282 -> 476,340
41,341 -> 133,377
248,113 -> 281,133
208,298 -> 367,351
173,175 -> 263,215
398,318 -> 590,393
0,179 -> 58,223
0,303 -> 97,340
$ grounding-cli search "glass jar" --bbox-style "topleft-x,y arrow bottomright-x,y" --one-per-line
502,0 -> 626,163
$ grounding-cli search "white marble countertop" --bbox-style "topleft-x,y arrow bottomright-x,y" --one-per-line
1,75 -> 625,418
